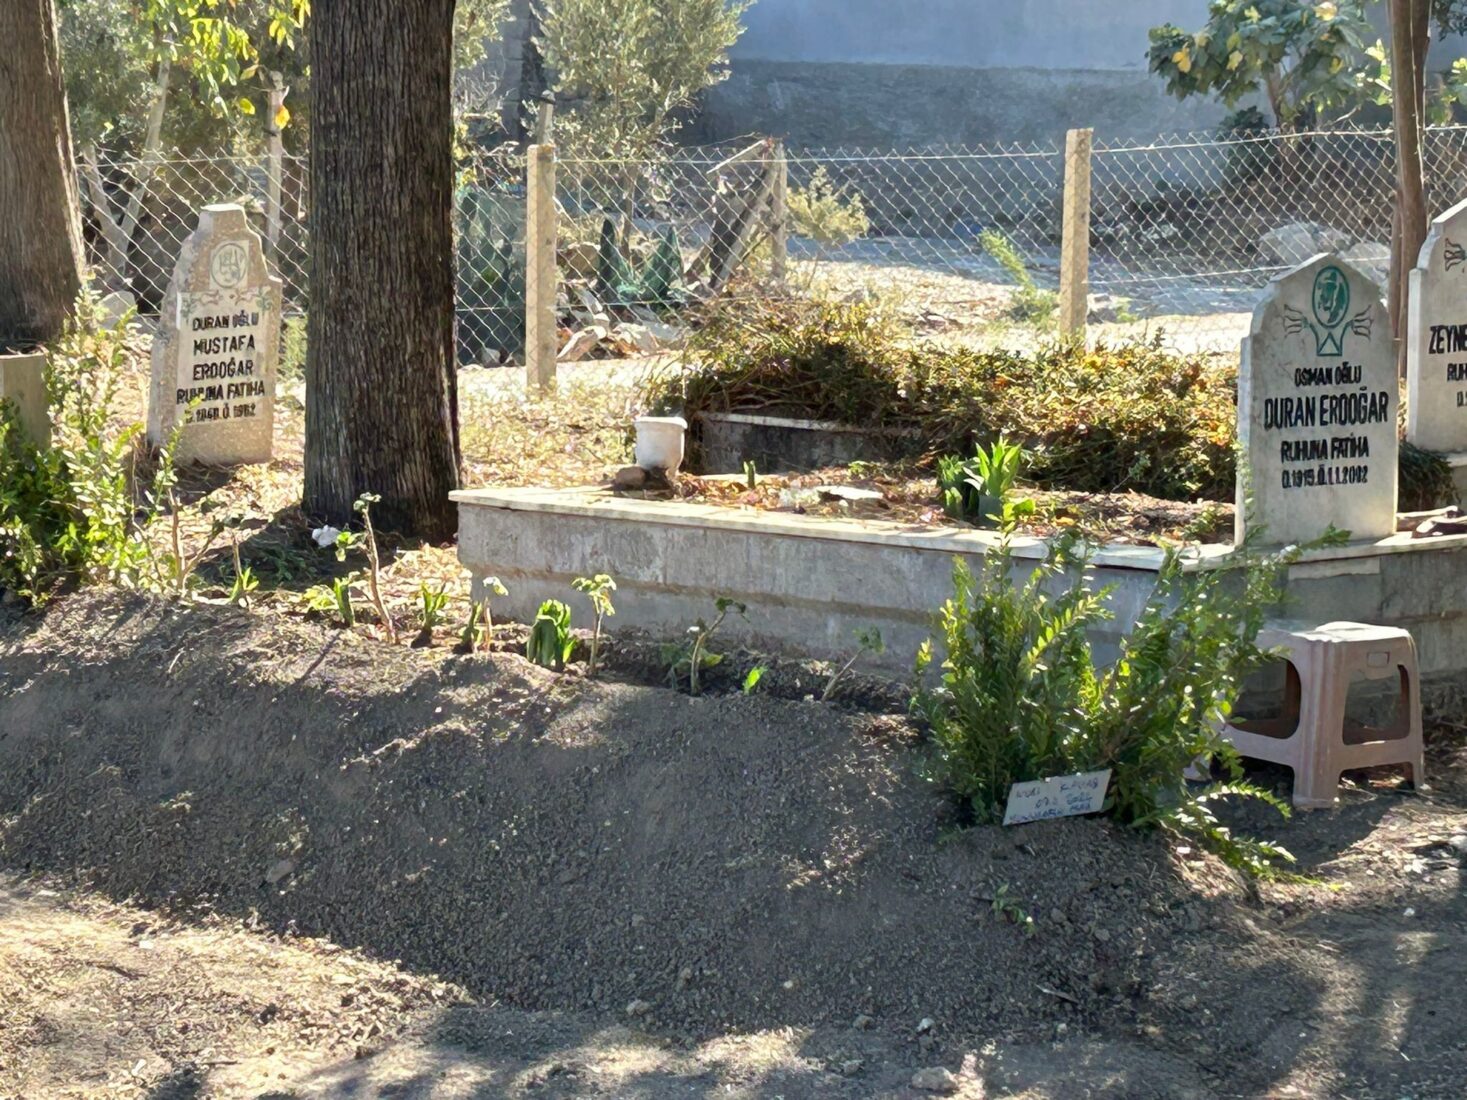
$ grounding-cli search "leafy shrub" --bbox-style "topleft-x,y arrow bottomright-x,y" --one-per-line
648,296 -> 1237,501
915,533 -> 1303,876
0,293 -> 167,603
979,229 -> 1056,325
787,166 -> 871,248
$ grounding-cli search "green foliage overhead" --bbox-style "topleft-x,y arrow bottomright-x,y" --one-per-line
539,0 -> 751,159
1147,0 -> 1373,128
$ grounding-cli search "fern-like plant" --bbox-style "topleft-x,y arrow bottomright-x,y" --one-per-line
916,531 -> 1311,875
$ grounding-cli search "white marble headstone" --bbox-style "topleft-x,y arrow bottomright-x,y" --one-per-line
147,204 -> 281,464
1236,254 -> 1397,546
1407,197 -> 1467,453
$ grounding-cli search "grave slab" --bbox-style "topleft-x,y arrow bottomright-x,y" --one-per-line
147,203 -> 280,464
1408,196 -> 1467,453
1237,254 -> 1397,546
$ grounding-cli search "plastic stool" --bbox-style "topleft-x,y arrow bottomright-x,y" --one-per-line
1218,621 -> 1426,809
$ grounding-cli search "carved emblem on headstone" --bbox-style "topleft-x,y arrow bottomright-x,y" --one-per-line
1281,265 -> 1372,356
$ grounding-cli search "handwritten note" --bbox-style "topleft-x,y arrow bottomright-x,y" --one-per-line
1002,769 -> 1111,826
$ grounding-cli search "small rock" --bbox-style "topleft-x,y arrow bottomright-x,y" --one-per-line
1049,908 -> 1066,925
782,979 -> 796,990
916,1017 -> 935,1034
1055,1021 -> 1069,1037
852,1013 -> 874,1030
612,466 -> 648,491
839,1059 -> 864,1077
265,858 -> 295,885
630,914 -> 645,928
1403,907 -> 1417,918
1093,927 -> 1111,943
1448,834 -> 1467,856
677,966 -> 694,986
911,1066 -> 959,1094
625,999 -> 652,1017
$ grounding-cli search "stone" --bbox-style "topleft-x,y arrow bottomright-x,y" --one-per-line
265,858 -> 295,884
852,1013 -> 874,1030
1448,833 -> 1467,856
1408,197 -> 1467,453
147,203 -> 280,464
1236,254 -> 1397,546
911,1066 -> 959,1094
625,998 -> 652,1017
0,353 -> 50,450
1259,222 -> 1352,267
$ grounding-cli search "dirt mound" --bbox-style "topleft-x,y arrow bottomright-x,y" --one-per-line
5,592 -> 1467,1099
0,593 -> 1217,1044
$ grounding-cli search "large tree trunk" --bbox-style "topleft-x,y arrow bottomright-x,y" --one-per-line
305,0 -> 461,538
1388,0 -> 1430,376
0,0 -> 86,349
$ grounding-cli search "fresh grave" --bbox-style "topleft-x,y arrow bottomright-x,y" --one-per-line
148,203 -> 281,465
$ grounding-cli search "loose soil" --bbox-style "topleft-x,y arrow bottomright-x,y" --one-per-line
646,468 -> 1232,545
3,592 -> 1467,1098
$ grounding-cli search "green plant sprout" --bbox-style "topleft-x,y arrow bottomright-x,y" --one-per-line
979,229 -> 1055,325
663,596 -> 746,696
743,460 -> 759,490
226,520 -> 258,608
991,884 -> 1036,937
461,576 -> 509,653
742,665 -> 767,694
938,437 -> 1035,531
304,575 -> 358,628
527,598 -> 574,669
821,626 -> 885,702
572,573 -> 617,678
416,582 -> 451,640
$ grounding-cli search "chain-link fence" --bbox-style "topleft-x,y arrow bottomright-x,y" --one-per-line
79,124 -> 1467,368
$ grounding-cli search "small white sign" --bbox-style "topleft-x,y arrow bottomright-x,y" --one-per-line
1002,769 -> 1111,826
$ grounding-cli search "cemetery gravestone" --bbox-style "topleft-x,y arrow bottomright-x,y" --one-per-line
1237,254 -> 1397,546
148,203 -> 280,464
1407,196 -> 1467,453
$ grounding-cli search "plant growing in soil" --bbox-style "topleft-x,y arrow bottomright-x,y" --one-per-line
663,596 -> 745,696
990,884 -> 1036,937
571,573 -> 617,678
938,437 -> 1034,530
304,575 -> 358,627
821,627 -> 885,702
226,520 -> 259,609
915,530 -> 1314,876
979,229 -> 1056,325
416,583 -> 451,640
742,665 -> 766,694
352,494 -> 398,644
461,576 -> 508,653
527,599 -> 574,669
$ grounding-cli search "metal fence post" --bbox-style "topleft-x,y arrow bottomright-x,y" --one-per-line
1058,127 -> 1093,340
771,141 -> 788,280
525,142 -> 557,390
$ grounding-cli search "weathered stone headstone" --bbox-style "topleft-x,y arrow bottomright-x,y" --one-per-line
148,203 -> 280,464
0,353 -> 50,450
1237,254 -> 1397,546
1407,197 -> 1467,453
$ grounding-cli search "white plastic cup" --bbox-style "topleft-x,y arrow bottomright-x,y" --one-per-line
634,415 -> 688,472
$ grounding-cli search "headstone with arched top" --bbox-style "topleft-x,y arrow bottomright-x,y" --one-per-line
1236,254 -> 1397,546
147,203 -> 280,464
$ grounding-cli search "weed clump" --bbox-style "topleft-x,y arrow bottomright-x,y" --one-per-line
647,296 -> 1237,501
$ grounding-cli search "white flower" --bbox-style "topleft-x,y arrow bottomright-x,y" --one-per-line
311,525 -> 342,548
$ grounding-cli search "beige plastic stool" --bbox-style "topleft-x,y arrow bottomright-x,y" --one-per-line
1218,621 -> 1425,809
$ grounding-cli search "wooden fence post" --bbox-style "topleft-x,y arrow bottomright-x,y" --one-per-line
1058,127 -> 1093,340
770,141 -> 788,280
525,142 -> 557,390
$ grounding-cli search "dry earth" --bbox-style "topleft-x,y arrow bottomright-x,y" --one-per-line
1,592 -> 1466,1099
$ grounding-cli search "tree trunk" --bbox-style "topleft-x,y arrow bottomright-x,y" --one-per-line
1388,0 -> 1430,376
0,0 -> 86,349
306,0 -> 461,539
